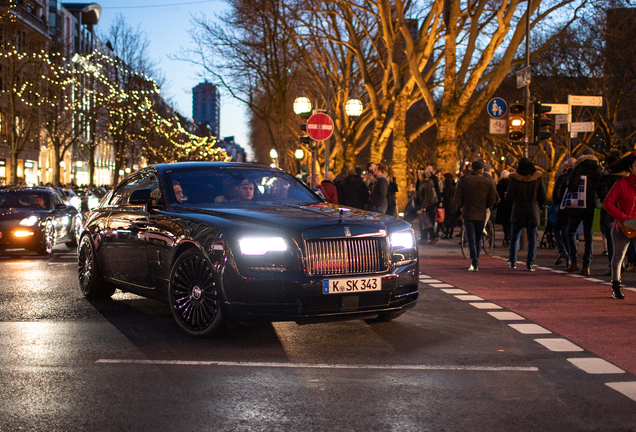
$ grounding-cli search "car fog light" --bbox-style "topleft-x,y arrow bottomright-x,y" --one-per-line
14,230 -> 34,238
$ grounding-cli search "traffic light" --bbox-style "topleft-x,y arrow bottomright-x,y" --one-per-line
299,123 -> 312,144
508,102 -> 525,143
533,101 -> 552,144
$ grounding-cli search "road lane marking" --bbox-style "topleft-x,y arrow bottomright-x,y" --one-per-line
551,270 -> 566,273
441,288 -> 467,294
420,279 -> 441,283
586,278 -> 604,283
488,312 -> 525,321
535,338 -> 583,352
469,302 -> 502,310
429,283 -> 454,288
95,359 -> 539,372
568,358 -> 625,374
567,274 -> 586,278
606,382 -> 636,402
508,324 -> 551,334
455,295 -> 484,301
536,266 -> 551,270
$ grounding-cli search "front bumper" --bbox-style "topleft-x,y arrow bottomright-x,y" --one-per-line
221,260 -> 419,323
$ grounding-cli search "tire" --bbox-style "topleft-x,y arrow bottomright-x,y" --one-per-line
365,310 -> 405,323
36,221 -> 55,255
169,249 -> 222,337
66,214 -> 82,248
482,220 -> 494,256
77,235 -> 116,299
460,227 -> 468,259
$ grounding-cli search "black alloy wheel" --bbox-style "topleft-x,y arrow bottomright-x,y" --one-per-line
169,249 -> 222,337
36,221 -> 55,255
77,235 -> 116,299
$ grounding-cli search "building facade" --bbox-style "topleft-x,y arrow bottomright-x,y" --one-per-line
192,81 -> 220,137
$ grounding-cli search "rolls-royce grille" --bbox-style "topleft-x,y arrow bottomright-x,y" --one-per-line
304,237 -> 388,276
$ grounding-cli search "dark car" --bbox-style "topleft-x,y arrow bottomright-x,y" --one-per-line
78,162 -> 419,337
0,187 -> 82,254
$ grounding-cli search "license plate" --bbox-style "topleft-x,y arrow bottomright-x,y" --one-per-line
322,277 -> 382,294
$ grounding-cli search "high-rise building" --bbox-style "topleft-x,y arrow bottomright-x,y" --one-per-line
192,82 -> 220,137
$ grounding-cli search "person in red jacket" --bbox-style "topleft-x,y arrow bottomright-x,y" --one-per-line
319,172 -> 339,204
602,153 -> 636,299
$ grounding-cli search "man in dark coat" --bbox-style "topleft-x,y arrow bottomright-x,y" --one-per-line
368,163 -> 389,213
505,158 -> 547,271
454,160 -> 499,271
552,158 -> 576,266
338,169 -> 369,210
565,148 -> 603,276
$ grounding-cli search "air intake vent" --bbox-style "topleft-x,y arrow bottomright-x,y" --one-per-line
304,237 -> 388,276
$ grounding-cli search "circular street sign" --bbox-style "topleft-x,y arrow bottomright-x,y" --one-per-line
306,113 -> 334,141
487,98 -> 507,119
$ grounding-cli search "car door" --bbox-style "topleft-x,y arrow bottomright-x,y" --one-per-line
104,173 -> 157,290
48,192 -> 71,240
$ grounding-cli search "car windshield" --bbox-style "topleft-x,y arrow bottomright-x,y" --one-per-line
0,191 -> 50,209
167,167 -> 321,206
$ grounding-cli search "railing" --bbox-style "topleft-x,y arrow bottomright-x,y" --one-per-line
0,1 -> 49,37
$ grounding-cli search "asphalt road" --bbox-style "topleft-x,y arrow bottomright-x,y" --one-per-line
0,244 -> 635,431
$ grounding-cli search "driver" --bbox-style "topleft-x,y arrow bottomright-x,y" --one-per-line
234,179 -> 254,202
34,196 -> 46,209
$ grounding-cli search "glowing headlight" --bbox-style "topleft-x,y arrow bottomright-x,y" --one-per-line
19,215 -> 39,226
390,231 -> 415,249
238,237 -> 287,255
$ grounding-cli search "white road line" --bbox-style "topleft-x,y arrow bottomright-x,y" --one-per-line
586,278 -> 604,283
606,382 -> 636,402
551,270 -> 566,273
95,359 -> 539,372
568,358 -> 625,374
469,302 -> 502,310
625,288 -> 636,292
508,324 -> 551,334
455,295 -> 484,301
536,266 -> 551,270
488,311 -> 525,321
420,279 -> 441,283
441,288 -> 467,294
568,274 -> 586,278
535,338 -> 583,352
430,283 -> 454,288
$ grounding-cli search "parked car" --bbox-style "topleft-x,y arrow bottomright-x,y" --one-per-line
74,188 -> 100,212
0,187 -> 82,254
78,162 -> 419,337
62,189 -> 82,211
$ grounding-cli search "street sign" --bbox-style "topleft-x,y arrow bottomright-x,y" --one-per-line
487,98 -> 507,118
516,67 -> 531,89
570,121 -> 595,133
555,114 -> 568,125
569,95 -> 603,107
306,113 -> 334,141
545,103 -> 569,114
489,118 -> 507,135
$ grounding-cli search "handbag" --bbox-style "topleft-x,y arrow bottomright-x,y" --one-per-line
620,219 -> 636,239
435,207 -> 445,223
560,175 -> 587,209
419,213 -> 432,230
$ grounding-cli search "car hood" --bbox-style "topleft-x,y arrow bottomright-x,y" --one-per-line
0,208 -> 45,222
174,202 -> 407,235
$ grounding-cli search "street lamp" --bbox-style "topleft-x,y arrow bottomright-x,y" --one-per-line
270,149 -> 279,168
345,98 -> 364,117
293,97 -> 312,116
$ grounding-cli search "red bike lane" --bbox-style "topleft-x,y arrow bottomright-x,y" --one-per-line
420,253 -> 636,375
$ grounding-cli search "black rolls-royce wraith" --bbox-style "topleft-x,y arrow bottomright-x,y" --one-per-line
78,162 -> 419,336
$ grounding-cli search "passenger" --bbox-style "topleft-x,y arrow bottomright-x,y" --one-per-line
172,181 -> 184,203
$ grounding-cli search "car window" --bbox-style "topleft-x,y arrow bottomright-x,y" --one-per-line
0,191 -> 50,209
110,172 -> 159,207
50,192 -> 63,207
167,167 -> 320,206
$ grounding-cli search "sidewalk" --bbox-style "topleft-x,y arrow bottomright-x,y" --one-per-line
418,229 -> 636,375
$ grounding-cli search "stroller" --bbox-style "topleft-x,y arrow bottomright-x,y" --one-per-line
539,204 -> 557,249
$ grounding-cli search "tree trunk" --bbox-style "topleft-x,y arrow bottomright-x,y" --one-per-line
10,151 -> 19,185
436,116 -> 460,175
392,92 -> 410,210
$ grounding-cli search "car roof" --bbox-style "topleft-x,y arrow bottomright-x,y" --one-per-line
0,186 -> 57,194
150,162 -> 279,176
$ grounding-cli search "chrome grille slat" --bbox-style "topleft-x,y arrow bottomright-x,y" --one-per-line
305,237 -> 387,276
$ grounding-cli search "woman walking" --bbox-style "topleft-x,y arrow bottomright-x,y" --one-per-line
601,153 -> 636,299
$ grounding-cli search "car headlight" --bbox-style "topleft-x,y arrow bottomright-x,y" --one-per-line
390,231 -> 415,249
19,215 -> 39,227
238,237 -> 287,255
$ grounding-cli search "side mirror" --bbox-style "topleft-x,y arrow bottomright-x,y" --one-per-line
129,188 -> 152,205
313,188 -> 325,200
55,203 -> 67,210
